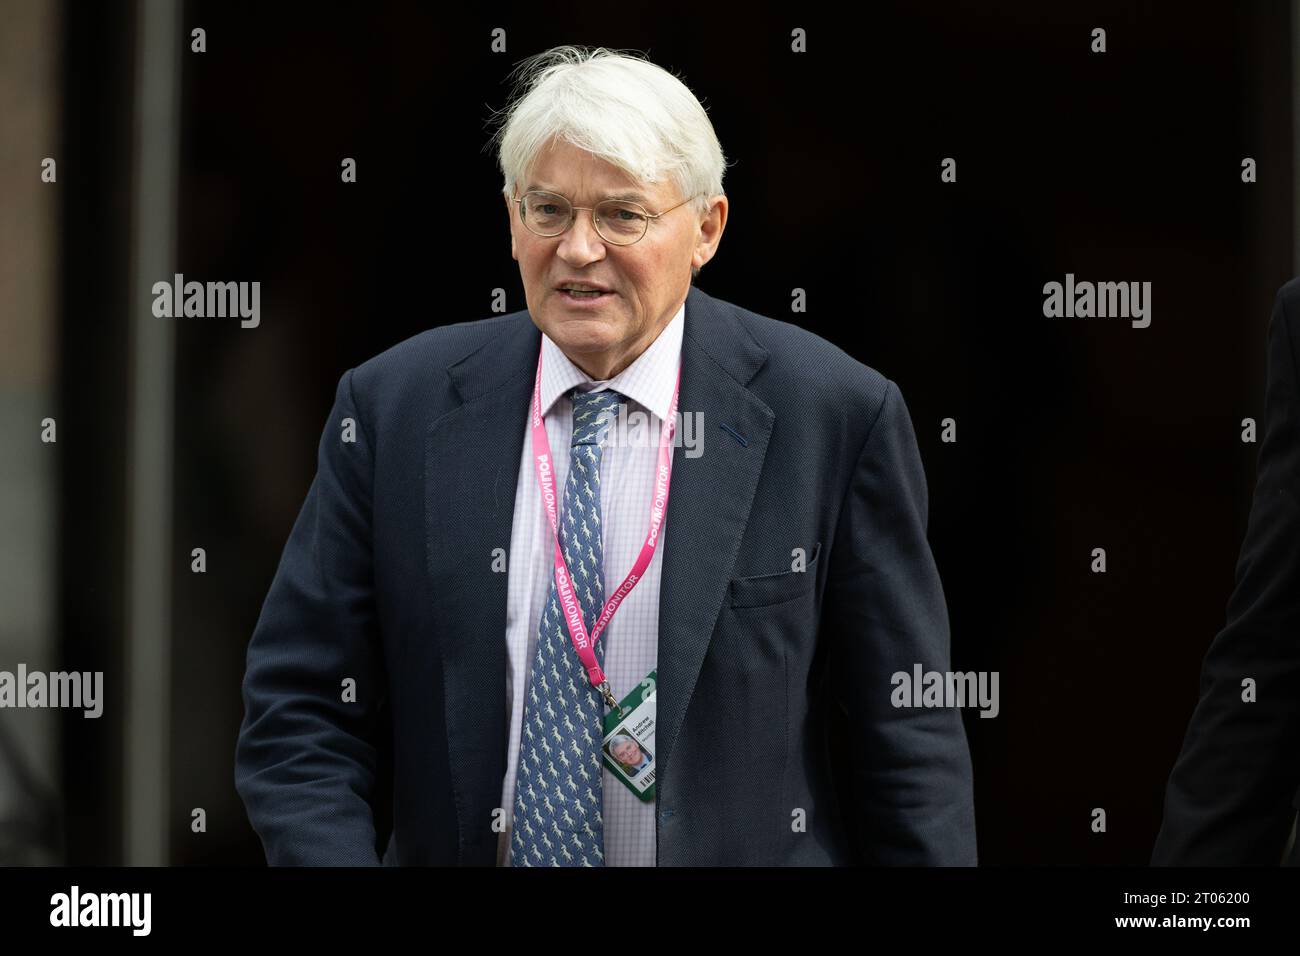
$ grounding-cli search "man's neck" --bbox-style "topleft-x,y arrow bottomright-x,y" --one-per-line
570,352 -> 631,381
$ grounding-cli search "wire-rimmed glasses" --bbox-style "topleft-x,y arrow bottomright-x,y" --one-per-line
513,189 -> 700,245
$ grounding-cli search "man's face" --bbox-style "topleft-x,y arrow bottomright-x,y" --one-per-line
612,738 -> 644,767
505,137 -> 726,380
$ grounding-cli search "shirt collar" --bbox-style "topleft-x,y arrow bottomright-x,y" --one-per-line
538,298 -> 684,421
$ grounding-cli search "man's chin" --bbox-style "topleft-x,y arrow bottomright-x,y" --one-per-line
545,318 -> 622,351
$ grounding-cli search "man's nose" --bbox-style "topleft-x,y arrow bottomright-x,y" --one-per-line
556,210 -> 606,262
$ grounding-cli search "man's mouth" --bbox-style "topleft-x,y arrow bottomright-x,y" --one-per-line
558,288 -> 614,303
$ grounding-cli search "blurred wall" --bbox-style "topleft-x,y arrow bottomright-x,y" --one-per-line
0,0 -> 61,863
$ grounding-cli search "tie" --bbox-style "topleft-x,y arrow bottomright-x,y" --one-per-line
511,386 -> 625,867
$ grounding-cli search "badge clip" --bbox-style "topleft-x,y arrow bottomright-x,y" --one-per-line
597,680 -> 620,711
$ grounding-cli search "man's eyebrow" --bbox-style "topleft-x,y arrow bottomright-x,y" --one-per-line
526,183 -> 651,204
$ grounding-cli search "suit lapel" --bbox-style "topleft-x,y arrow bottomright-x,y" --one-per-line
426,314 -> 538,863
655,286 -> 773,785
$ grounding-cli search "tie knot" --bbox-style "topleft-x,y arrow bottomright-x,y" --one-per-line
570,388 -> 624,447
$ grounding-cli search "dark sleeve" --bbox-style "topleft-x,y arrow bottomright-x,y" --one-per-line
1153,286 -> 1300,865
823,379 -> 978,865
234,368 -> 388,865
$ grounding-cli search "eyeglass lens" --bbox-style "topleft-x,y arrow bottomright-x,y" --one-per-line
521,191 -> 648,243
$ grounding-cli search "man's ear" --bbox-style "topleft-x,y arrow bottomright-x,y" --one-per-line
691,193 -> 727,275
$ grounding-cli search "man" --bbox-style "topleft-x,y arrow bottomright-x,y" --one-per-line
1153,277 -> 1300,866
235,45 -> 976,866
609,735 -> 653,776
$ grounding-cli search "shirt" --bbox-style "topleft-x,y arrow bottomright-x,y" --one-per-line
496,299 -> 684,866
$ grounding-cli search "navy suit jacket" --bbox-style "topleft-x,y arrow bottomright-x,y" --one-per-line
1153,278 -> 1300,865
234,283 -> 978,865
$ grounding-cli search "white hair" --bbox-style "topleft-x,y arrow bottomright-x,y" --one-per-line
487,45 -> 729,275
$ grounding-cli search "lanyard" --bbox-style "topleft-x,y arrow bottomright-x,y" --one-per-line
530,346 -> 680,709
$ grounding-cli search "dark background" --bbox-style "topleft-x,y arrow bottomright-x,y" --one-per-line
11,0 -> 1294,864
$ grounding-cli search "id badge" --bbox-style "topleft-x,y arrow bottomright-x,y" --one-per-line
601,671 -> 657,802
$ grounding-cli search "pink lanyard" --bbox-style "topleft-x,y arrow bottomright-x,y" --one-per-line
530,346 -> 680,709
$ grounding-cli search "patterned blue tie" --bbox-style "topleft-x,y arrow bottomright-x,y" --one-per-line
511,386 -> 625,867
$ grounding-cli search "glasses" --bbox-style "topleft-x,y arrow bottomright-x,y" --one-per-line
513,189 -> 701,245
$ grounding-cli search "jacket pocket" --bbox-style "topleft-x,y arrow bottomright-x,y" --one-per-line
728,541 -> 821,609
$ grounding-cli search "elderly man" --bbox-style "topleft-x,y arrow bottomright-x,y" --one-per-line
235,45 -> 977,866
609,735 -> 653,777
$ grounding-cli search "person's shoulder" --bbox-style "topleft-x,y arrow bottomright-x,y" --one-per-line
1275,274 -> 1300,316
349,310 -> 534,398
1271,275 -> 1300,343
701,290 -> 894,422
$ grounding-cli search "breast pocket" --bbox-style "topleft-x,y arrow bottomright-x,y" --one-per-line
728,541 -> 821,609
